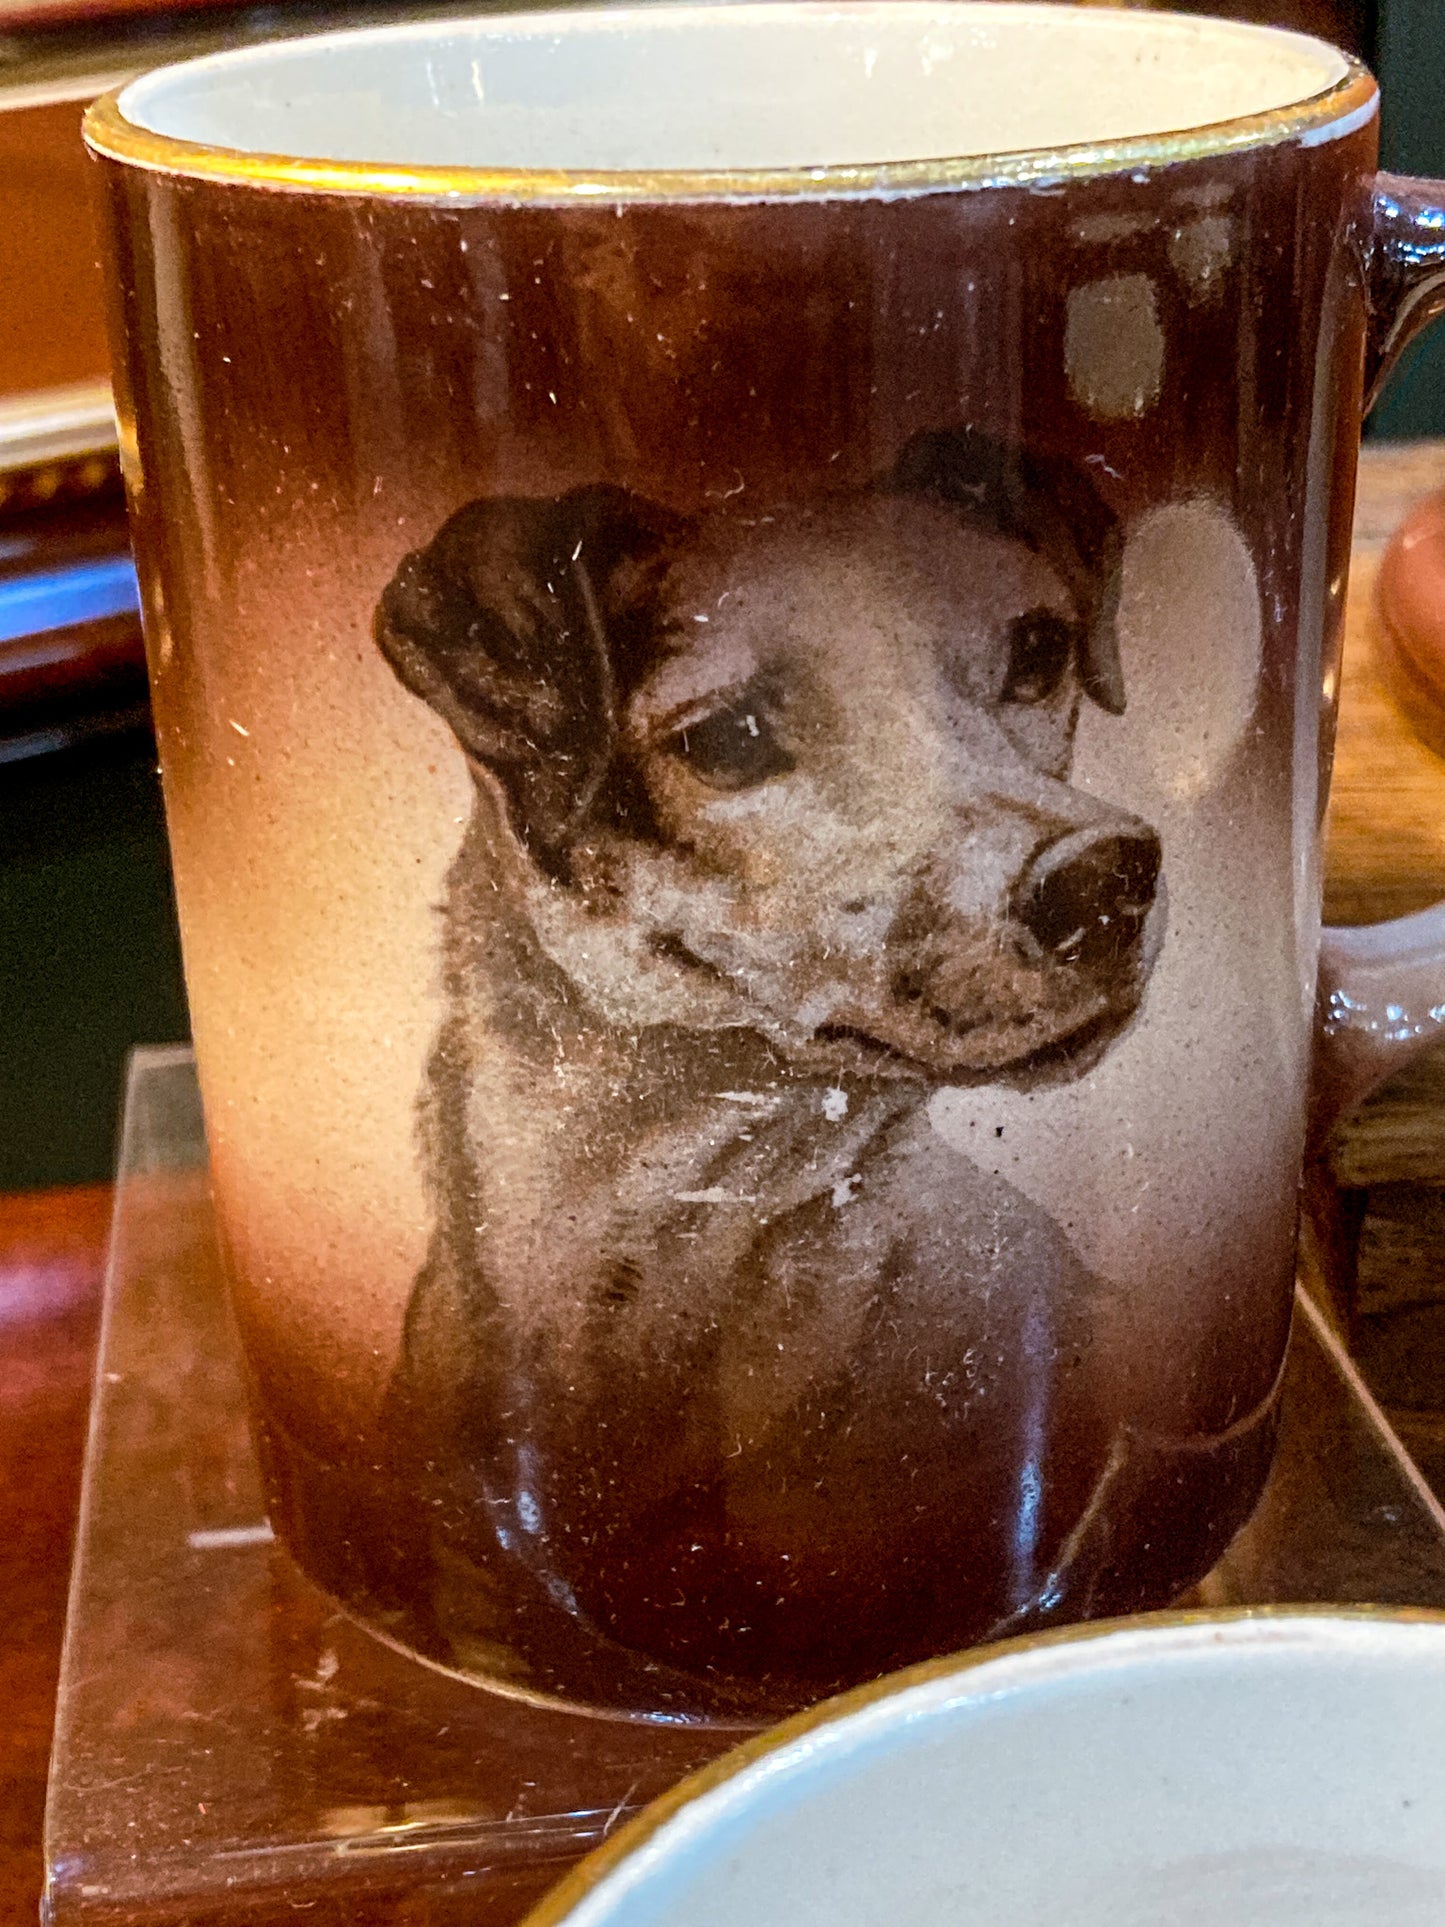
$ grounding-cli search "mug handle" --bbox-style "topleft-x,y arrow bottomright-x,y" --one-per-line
1314,174 -> 1445,1127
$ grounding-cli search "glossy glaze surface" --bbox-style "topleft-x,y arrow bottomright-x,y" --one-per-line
102,4 -> 1357,185
524,1614 -> 1445,1927
90,6 -> 1391,1718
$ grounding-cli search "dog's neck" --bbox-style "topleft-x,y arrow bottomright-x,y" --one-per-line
438,801 -> 928,1214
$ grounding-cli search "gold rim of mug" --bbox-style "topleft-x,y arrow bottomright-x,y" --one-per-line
83,57 -> 1378,201
517,1603 -> 1445,1927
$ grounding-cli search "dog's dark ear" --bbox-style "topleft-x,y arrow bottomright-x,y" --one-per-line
375,485 -> 688,872
886,427 -> 1127,714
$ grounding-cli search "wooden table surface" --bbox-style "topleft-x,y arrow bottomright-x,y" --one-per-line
1327,441 -> 1445,927
3,442 -> 1445,1927
0,1185 -> 110,1927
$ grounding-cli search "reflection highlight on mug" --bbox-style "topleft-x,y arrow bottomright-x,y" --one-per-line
292,425 -> 1294,1716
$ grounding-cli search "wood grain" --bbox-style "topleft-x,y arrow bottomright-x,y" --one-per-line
0,101 -> 110,404
1316,446 -> 1445,1468
1326,451 -> 1445,1180
1326,443 -> 1445,926
0,1186 -> 109,1927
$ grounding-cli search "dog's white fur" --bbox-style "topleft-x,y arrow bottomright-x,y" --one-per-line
369,456 -> 1255,1709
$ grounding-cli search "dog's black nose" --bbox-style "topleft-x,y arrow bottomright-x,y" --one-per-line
1014,827 -> 1161,977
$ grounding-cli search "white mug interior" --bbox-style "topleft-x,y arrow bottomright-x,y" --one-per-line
114,2 -> 1354,176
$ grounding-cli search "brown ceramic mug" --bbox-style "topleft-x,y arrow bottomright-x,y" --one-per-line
86,1 -> 1445,1724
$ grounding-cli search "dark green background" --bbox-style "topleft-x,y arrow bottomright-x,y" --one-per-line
0,733 -> 187,1191
1372,0 -> 1445,437
0,0 -> 1441,1193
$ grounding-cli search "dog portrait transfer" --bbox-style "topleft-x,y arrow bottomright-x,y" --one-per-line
366,427 -> 1268,1717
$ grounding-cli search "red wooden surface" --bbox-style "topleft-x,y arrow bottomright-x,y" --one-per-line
0,1187 -> 109,1927
0,102 -> 109,404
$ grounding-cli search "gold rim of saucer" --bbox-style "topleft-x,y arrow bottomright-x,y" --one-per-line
518,1603 -> 1445,1927
83,55 -> 1377,203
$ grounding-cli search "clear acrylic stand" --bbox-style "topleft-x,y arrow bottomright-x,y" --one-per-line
43,1048 -> 1445,1927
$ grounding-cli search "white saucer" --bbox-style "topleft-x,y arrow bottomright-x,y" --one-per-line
524,1610 -> 1445,1927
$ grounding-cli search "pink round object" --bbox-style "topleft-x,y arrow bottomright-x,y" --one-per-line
1378,489 -> 1445,760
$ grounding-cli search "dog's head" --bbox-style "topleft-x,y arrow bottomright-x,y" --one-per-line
376,428 -> 1164,1085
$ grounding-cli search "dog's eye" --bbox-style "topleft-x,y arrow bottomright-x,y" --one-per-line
669,700 -> 795,791
1002,609 -> 1080,706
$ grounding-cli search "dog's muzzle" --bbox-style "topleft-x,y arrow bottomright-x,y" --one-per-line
1012,826 -> 1162,982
